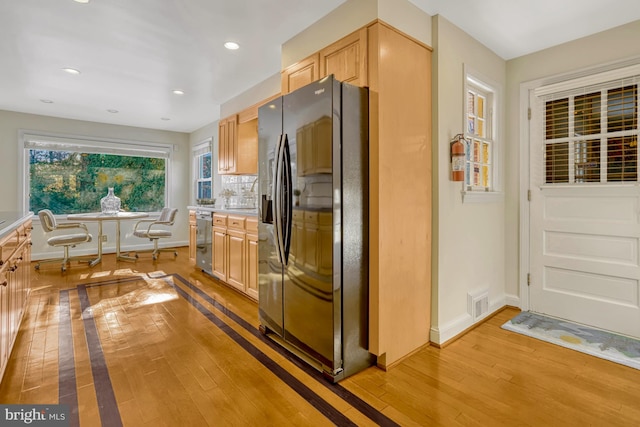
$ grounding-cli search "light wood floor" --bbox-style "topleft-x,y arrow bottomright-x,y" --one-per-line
2,247 -> 640,426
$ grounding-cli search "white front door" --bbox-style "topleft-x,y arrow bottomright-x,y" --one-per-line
529,75 -> 640,338
530,185 -> 640,337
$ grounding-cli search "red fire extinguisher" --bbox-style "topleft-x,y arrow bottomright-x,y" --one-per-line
450,134 -> 465,182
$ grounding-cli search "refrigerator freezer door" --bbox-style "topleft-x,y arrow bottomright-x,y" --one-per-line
282,76 -> 341,372
258,97 -> 284,336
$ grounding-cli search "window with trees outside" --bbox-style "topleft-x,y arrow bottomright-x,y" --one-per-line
196,152 -> 212,199
193,139 -> 212,201
464,75 -> 495,191
23,134 -> 171,215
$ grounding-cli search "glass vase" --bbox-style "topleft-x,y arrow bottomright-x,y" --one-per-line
101,187 -> 121,214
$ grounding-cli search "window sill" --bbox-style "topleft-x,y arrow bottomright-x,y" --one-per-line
461,190 -> 504,204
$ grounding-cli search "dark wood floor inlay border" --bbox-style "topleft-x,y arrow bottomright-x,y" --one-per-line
67,273 -> 398,426
163,275 -> 358,426
77,285 -> 123,427
58,290 -> 79,427
171,273 -> 401,427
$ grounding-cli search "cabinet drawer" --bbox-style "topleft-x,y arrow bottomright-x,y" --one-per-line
304,211 -> 318,223
227,215 -> 246,230
213,214 -> 227,226
292,210 -> 304,221
246,217 -> 258,233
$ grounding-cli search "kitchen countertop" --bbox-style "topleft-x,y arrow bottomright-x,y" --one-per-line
0,211 -> 34,240
188,205 -> 333,216
188,205 -> 258,217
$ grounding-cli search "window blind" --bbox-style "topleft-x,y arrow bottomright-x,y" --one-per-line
23,133 -> 172,159
192,138 -> 212,157
534,70 -> 640,185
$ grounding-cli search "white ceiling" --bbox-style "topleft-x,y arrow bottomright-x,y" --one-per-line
1,0 -> 639,134
410,0 -> 640,59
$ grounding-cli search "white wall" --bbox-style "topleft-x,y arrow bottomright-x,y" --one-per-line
220,72 -> 280,118
281,0 -> 377,69
189,71 -> 281,205
431,16 -> 507,344
281,0 -> 431,69
504,20 -> 640,307
0,110 -> 190,259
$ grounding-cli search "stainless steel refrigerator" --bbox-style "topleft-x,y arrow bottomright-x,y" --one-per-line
257,75 -> 374,382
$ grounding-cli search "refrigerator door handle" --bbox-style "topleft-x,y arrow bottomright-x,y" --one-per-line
282,134 -> 292,265
273,134 -> 286,265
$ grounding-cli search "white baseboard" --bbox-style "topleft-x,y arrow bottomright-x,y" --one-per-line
430,295 -> 507,345
505,293 -> 521,308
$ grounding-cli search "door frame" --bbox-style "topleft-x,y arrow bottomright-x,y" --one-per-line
519,82 -> 532,311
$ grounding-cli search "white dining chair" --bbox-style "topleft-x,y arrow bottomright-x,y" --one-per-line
131,207 -> 178,260
36,209 -> 94,272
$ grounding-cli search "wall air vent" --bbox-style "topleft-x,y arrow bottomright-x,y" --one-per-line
467,289 -> 489,321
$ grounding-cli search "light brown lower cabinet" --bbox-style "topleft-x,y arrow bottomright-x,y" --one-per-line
0,217 -> 32,382
188,211 -> 197,261
245,217 -> 258,300
208,213 -> 258,301
226,221 -> 246,291
212,214 -> 227,282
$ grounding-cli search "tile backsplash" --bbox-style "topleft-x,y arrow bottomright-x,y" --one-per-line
219,175 -> 258,209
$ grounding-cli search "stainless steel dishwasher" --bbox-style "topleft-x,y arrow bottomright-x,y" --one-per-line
195,211 -> 212,274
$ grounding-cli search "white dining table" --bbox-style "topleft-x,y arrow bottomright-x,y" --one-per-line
66,211 -> 148,266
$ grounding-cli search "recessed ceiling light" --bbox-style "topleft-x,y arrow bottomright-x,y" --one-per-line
73,0 -> 90,3
161,117 -> 170,121
224,41 -> 240,50
107,109 -> 118,113
62,68 -> 81,75
172,90 -> 184,95
40,99 -> 54,104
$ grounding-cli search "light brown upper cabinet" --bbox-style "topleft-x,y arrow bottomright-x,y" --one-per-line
235,118 -> 258,175
319,27 -> 367,88
281,28 -> 367,95
281,54 -> 320,95
219,94 -> 280,175
218,113 -> 257,175
218,114 -> 238,174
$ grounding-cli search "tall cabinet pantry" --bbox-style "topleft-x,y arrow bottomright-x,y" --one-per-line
281,21 -> 432,368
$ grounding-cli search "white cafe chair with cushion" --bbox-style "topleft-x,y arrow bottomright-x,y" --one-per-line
131,207 -> 178,260
36,209 -> 94,272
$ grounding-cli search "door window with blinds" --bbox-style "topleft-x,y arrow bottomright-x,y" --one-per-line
465,75 -> 495,190
543,78 -> 638,184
